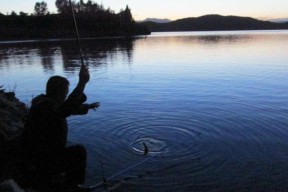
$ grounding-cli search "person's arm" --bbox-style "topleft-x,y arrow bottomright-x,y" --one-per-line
58,65 -> 90,117
59,65 -> 101,116
71,102 -> 101,115
73,64 -> 90,93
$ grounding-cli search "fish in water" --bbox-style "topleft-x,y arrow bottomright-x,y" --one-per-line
143,142 -> 149,155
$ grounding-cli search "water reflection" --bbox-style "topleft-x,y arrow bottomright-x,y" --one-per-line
197,34 -> 251,43
1,31 -> 285,74
37,43 -> 57,72
0,38 -> 135,74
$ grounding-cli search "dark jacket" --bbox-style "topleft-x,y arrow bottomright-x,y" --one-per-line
22,88 -> 90,159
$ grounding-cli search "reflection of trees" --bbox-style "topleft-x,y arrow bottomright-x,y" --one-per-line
0,38 -> 135,74
59,38 -> 135,72
0,44 -> 33,68
37,42 -> 55,73
0,42 -> 57,72
197,35 -> 251,43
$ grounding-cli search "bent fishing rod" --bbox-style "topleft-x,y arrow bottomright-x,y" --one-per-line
69,0 -> 85,67
67,2 -> 199,190
68,0 -> 107,185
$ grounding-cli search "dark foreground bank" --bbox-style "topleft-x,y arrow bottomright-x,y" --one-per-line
0,87 -> 27,190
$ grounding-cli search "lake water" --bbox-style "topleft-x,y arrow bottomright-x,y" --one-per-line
1,30 -> 288,191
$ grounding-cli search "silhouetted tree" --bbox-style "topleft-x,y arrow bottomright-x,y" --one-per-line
118,5 -> 135,35
74,0 -> 107,14
10,11 -> 17,16
106,7 -> 115,14
19,12 -> 28,16
34,1 -> 49,16
120,5 -> 133,23
55,0 -> 71,14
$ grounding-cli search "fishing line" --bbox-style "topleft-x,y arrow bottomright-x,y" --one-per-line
99,154 -> 107,183
89,132 -> 201,190
69,0 -> 85,67
67,2 -> 200,190
89,151 -> 163,190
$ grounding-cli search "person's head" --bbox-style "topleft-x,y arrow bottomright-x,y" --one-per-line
46,76 -> 69,102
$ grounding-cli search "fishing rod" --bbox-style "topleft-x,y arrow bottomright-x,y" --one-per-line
68,0 -> 108,186
69,0 -> 85,67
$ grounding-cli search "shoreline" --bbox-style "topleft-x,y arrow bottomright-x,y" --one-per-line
0,34 -> 150,44
1,29 -> 288,43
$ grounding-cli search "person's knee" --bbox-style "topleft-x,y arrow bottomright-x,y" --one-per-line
66,144 -> 87,159
76,144 -> 86,158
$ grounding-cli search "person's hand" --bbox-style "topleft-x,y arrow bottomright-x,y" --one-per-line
89,102 -> 100,110
79,64 -> 90,84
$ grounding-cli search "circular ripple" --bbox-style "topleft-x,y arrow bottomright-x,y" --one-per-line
130,137 -> 166,154
69,101 -> 287,190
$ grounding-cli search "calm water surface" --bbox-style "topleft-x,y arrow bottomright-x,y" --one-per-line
1,30 -> 288,191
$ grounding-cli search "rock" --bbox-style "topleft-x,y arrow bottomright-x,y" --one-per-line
0,90 -> 27,140
0,179 -> 26,192
4,92 -> 16,100
0,89 -> 28,184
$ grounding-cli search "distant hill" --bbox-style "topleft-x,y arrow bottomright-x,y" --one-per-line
142,14 -> 288,32
140,18 -> 171,23
269,18 -> 288,23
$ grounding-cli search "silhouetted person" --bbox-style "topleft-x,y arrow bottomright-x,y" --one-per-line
21,65 -> 99,191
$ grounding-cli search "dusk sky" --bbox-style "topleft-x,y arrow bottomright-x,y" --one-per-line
1,0 -> 288,21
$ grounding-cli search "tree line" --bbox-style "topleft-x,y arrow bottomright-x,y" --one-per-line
2,0 -> 131,19
0,0 -> 150,40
